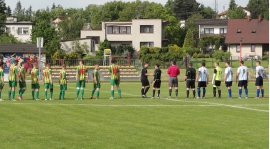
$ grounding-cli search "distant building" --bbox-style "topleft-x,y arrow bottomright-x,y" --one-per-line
52,16 -> 71,30
218,7 -> 251,19
5,16 -> 35,42
195,19 -> 228,39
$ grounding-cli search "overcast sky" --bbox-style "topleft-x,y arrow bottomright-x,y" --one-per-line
6,0 -> 249,13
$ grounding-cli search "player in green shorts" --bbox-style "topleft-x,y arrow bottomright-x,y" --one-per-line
76,60 -> 89,100
59,64 -> 67,100
8,60 -> 19,101
0,63 -> 4,101
108,59 -> 121,99
90,65 -> 100,100
31,63 -> 40,100
43,63 -> 53,100
18,62 -> 26,100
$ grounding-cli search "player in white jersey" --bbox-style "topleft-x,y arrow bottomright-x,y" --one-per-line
255,61 -> 264,98
196,62 -> 209,98
236,61 -> 249,99
224,61 -> 233,98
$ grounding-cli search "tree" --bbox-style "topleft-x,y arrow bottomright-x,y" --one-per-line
165,0 -> 174,10
13,0 -> 25,20
227,7 -> 246,19
183,29 -> 195,48
229,0 -> 237,10
58,18 -> 85,40
199,5 -> 217,19
0,33 -> 21,43
185,13 -> 203,45
24,6 -> 32,21
51,3 -> 56,10
96,39 -> 111,57
71,40 -> 89,59
173,0 -> 200,20
247,0 -> 269,19
0,0 -> 7,35
7,6 -> 11,16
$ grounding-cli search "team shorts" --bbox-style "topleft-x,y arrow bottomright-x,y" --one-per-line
60,84 -> 67,90
214,80 -> 221,87
238,80 -> 248,88
153,80 -> 161,88
198,81 -> 207,88
19,81 -> 26,88
76,80 -> 86,88
225,81 -> 232,87
255,76 -> 263,86
186,80 -> 195,88
0,83 -> 3,90
169,77 -> 178,87
31,83 -> 40,89
141,79 -> 150,86
44,83 -> 53,89
110,79 -> 120,86
9,81 -> 17,87
93,83 -> 101,89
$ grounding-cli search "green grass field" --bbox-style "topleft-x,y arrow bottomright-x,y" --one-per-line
0,82 -> 268,149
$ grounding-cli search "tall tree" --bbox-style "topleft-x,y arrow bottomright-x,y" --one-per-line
165,0 -> 174,10
183,29 -> 195,48
199,4 -> 217,19
0,0 -> 7,35
51,3 -> 56,10
24,6 -> 32,21
228,0 -> 237,10
173,0 -> 200,20
247,0 -> 269,19
7,5 -> 11,16
227,7 -> 246,19
58,18 -> 85,40
13,0 -> 25,20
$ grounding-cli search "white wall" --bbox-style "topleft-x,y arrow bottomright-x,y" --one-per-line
200,25 -> 227,34
6,24 -> 33,42
61,39 -> 95,55
228,44 -> 263,60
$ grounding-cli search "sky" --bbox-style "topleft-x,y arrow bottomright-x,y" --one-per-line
6,0 -> 249,14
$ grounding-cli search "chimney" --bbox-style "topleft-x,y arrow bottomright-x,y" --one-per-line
258,14 -> 262,21
247,15 -> 251,21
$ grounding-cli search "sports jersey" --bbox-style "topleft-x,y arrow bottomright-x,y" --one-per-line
108,64 -> 120,80
76,64 -> 87,80
154,69 -> 162,80
237,66 -> 249,81
225,66 -> 233,81
9,64 -> 18,81
43,67 -> 52,83
31,68 -> 39,84
214,66 -> 222,81
186,67 -> 196,80
141,67 -> 148,80
19,67 -> 26,81
167,65 -> 180,77
198,67 -> 209,81
256,66 -> 264,78
93,69 -> 100,83
0,67 -> 4,82
59,68 -> 67,84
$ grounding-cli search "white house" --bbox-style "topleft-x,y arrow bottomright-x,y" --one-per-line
80,19 -> 168,52
195,19 -> 228,39
218,7 -> 251,19
5,16 -> 35,43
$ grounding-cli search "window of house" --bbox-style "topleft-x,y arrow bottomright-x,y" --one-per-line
251,44 -> 255,52
220,28 -> 227,34
140,42 -> 154,47
204,28 -> 214,34
107,27 -> 112,34
107,26 -> 131,34
140,25 -> 154,33
18,27 -> 29,35
113,26 -> 119,34
91,40 -> 95,52
236,45 -> 240,52
6,27 -> 11,33
120,26 -> 131,34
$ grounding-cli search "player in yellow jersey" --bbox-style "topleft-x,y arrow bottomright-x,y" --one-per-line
0,63 -> 4,101
90,64 -> 100,100
43,63 -> 53,100
59,64 -> 67,100
31,63 -> 40,100
212,62 -> 222,98
108,59 -> 121,99
18,62 -> 26,100
76,60 -> 89,100
8,60 -> 19,101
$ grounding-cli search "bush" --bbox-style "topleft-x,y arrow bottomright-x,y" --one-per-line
197,53 -> 204,58
193,53 -> 198,58
262,54 -> 269,60
204,54 -> 210,58
214,51 -> 231,61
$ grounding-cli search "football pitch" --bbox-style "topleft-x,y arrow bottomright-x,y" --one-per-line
0,82 -> 268,149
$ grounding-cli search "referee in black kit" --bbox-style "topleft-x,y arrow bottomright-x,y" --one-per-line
185,62 -> 196,99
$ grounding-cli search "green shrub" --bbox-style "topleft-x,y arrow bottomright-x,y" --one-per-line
197,53 -> 204,58
214,51 -> 231,61
204,54 -> 210,58
262,54 -> 269,60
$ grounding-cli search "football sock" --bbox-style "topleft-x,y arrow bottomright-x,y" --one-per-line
32,90 -> 35,99
21,89 -> 25,96
36,91 -> 39,99
18,89 -> 22,96
244,89 -> 248,97
141,88 -> 144,95
111,90 -> 114,98
186,90 -> 189,98
157,90 -> 160,97
169,89 -> 172,96
96,90 -> 100,98
261,89 -> 264,97
0,91 -> 1,98
62,90 -> 65,99
213,87 -> 216,97
44,91 -> 47,99
203,88 -> 206,97
256,89 -> 260,97
50,91 -> 53,99
76,89 -> 80,99
218,90 -> 221,98
193,90 -> 196,98
152,89 -> 156,97
228,89 -> 232,98
175,89 -> 178,97
8,90 -> 11,99
239,89 -> 242,97
197,88 -> 201,97
81,89 -> 84,99
91,90 -> 95,96
144,87 -> 149,95
59,91 -> 62,99
11,90 -> 15,100
118,89 -> 121,98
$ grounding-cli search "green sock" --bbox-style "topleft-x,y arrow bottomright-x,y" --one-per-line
19,89 -> 22,96
21,89 -> 25,96
32,90 -> 35,99
36,91 -> 39,99
50,91 -> 53,99
111,90 -> 114,98
62,90 -> 65,100
91,90 -> 95,96
96,90 -> 100,98
11,90 -> 15,100
59,91 -> 62,99
76,89 -> 80,99
81,89 -> 84,99
118,89 -> 121,98
0,91 -> 2,99
8,90 -> 11,99
44,91 -> 47,99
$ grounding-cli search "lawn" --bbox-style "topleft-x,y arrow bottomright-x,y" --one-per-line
0,82 -> 268,149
